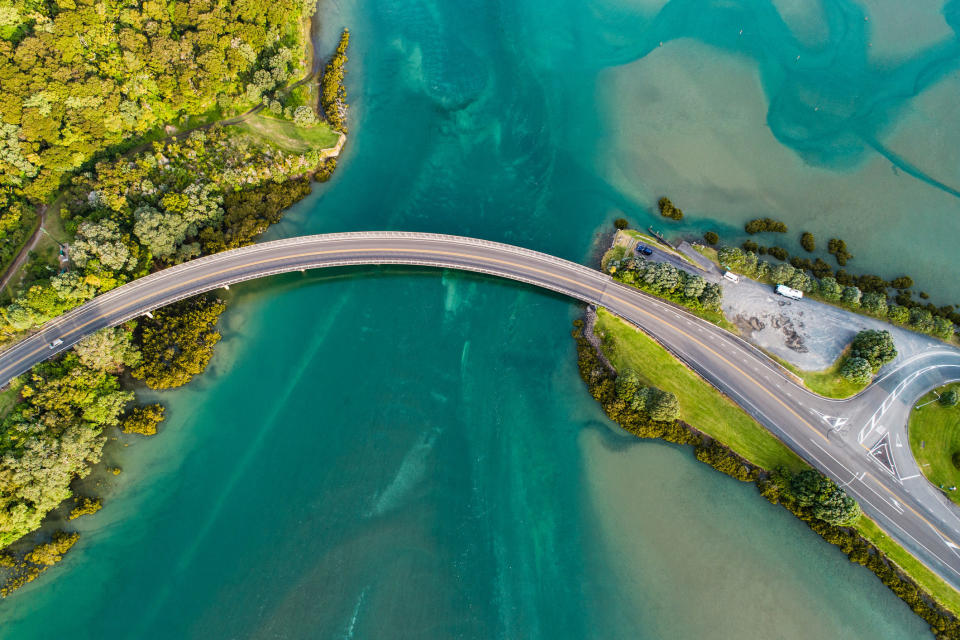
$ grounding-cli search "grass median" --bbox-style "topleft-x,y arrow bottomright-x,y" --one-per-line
909,383 -> 960,507
767,349 -> 868,399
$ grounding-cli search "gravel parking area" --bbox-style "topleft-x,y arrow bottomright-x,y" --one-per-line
719,276 -> 939,371
609,234 -> 946,372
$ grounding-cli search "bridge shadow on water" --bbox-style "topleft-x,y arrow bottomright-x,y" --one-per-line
219,263 -> 577,309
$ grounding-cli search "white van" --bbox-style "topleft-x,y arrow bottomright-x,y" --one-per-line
775,284 -> 803,300
723,271 -> 740,283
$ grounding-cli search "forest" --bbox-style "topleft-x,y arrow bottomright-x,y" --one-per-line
0,0 -> 350,594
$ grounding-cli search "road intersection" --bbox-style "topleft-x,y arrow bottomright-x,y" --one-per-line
2,231 -> 960,592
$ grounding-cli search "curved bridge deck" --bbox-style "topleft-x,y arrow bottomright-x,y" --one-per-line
4,231 -> 960,593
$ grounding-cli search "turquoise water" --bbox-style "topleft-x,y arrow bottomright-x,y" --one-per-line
2,0 -> 958,637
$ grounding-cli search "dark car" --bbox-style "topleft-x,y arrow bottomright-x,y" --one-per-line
636,243 -> 654,256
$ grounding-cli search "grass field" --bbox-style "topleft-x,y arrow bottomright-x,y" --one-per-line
909,383 -> 960,507
235,114 -> 339,153
769,349 -> 869,399
691,243 -> 719,264
594,308 -> 806,471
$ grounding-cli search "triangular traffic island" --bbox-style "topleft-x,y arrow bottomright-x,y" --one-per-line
868,432 -> 899,479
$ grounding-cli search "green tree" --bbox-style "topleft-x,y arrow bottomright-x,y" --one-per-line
73,327 -> 141,372
71,220 -> 133,271
321,29 -> 350,132
890,276 -> 914,290
932,316 -> 955,341
940,389 -> 959,407
24,532 -> 80,566
861,291 -> 888,317
840,357 -> 872,384
887,305 -> 910,325
790,470 -> 861,525
613,217 -> 629,230
744,218 -> 787,234
818,277 -> 842,302
601,245 -> 627,272
909,308 -> 935,334
770,262 -> 795,285
698,283 -> 722,311
850,330 -> 897,370
841,285 -> 862,308
657,197 -> 683,220
787,270 -> 813,293
68,497 -> 102,520
132,296 -> 227,389
642,387 -> 680,422
800,232 -> 815,252
121,404 -> 166,436
292,105 -> 317,127
703,231 -> 719,245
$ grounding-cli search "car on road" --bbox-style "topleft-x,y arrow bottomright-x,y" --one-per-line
636,243 -> 654,256
48,339 -> 63,349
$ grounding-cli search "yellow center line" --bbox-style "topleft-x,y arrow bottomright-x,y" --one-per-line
867,471 -> 960,547
3,245 -> 829,446
13,243 -> 959,545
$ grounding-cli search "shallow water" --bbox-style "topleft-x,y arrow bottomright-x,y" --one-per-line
1,0 -> 956,637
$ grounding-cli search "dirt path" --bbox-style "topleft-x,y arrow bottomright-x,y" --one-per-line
0,63 -> 338,295
0,206 -> 47,296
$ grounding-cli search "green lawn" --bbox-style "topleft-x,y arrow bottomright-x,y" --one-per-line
594,308 -> 806,471
768,350 -> 868,400
691,243 -> 719,265
909,383 -> 960,506
234,114 -> 340,153
856,516 -> 960,615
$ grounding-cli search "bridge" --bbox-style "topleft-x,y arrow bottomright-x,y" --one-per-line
3,230 -> 960,593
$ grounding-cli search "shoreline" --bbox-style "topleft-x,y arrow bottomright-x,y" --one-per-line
575,310 -> 960,637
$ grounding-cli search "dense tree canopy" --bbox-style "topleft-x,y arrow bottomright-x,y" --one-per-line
0,0 -> 345,573
789,469 -> 861,525
849,330 -> 897,370
0,0 -> 314,202
121,404 -> 166,436
73,326 -> 141,372
0,355 -> 131,546
133,296 -> 226,389
608,256 -> 721,312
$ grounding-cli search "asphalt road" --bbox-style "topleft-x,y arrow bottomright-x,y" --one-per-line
3,231 -> 960,592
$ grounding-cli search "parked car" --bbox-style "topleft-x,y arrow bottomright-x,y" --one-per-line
636,243 -> 654,256
775,284 -> 803,300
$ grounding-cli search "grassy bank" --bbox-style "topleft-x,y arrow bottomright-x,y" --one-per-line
857,517 -> 960,615
767,349 -> 869,399
235,114 -> 340,153
591,308 -> 960,622
909,383 -> 960,506
594,308 -> 804,471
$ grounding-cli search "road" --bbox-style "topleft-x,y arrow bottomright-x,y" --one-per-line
3,230 -> 960,593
